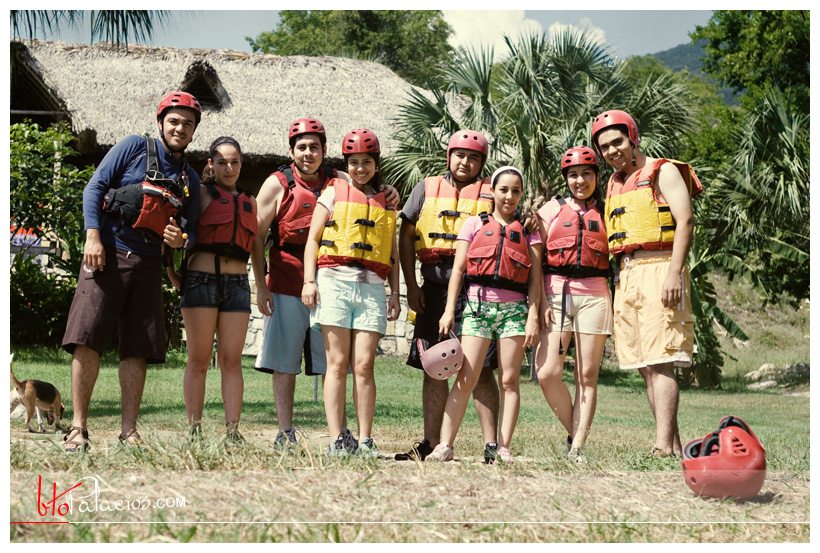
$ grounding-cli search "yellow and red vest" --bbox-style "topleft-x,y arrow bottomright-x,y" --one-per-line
545,197 -> 610,278
194,181 -> 256,262
605,158 -> 702,255
465,213 -> 532,294
317,179 -> 396,280
415,175 -> 494,264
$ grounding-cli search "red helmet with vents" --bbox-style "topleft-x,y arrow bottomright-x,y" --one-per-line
157,92 -> 201,125
681,415 -> 766,501
342,129 -> 380,154
591,110 -> 639,154
289,118 -> 326,143
447,130 -> 489,163
561,146 -> 599,177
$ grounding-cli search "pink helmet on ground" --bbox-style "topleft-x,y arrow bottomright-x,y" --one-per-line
417,331 -> 463,380
289,117 -> 326,144
342,129 -> 380,154
681,415 -> 766,501
591,110 -> 639,154
157,92 -> 201,125
561,146 -> 599,177
447,130 -> 489,164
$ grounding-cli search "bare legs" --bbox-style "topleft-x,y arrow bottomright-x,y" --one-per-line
182,307 -> 248,431
638,362 -> 682,455
536,331 -> 606,450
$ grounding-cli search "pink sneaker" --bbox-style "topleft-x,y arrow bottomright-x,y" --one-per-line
497,446 -> 514,464
426,443 -> 454,462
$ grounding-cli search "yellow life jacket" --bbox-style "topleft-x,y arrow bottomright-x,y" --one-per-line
605,158 -> 703,255
414,175 -> 494,264
317,178 -> 396,279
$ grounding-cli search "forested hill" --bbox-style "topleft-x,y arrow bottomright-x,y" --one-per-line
648,39 -> 738,104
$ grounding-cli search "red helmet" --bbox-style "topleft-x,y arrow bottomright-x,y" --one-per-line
342,129 -> 380,155
157,92 -> 201,125
417,331 -> 463,380
561,146 -> 599,177
681,415 -> 766,501
591,110 -> 639,153
289,117 -> 326,143
447,130 -> 489,163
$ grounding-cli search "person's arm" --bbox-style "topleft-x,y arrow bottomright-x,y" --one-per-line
301,203 -> 330,310
524,242 -> 543,347
251,175 -> 285,316
399,220 -> 424,313
439,240 -> 469,336
386,219 -> 402,321
656,162 -> 694,308
535,210 -> 553,332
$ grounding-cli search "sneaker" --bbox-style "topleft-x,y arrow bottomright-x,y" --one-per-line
395,439 -> 434,461
496,446 -> 514,464
326,435 -> 351,458
568,447 -> 586,464
273,427 -> 301,451
566,434 -> 573,455
357,437 -> 383,459
187,424 -> 202,443
483,442 -> 499,464
426,443 -> 454,462
341,428 -> 359,453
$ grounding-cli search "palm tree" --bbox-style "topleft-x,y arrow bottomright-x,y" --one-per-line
10,10 -> 170,47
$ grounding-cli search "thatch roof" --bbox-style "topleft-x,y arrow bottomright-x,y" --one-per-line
12,40 -> 429,160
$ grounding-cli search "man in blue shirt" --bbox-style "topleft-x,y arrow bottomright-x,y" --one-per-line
61,92 -> 202,452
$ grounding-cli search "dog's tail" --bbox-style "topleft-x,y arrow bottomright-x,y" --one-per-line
10,353 -> 23,391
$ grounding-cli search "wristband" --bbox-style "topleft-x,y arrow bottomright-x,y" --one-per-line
304,280 -> 316,284
391,292 -> 400,295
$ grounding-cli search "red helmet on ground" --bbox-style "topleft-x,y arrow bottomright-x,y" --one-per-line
417,331 -> 463,380
289,117 -> 326,144
591,110 -> 639,153
447,130 -> 489,164
342,129 -> 380,155
157,92 -> 201,125
561,146 -> 599,178
681,415 -> 766,501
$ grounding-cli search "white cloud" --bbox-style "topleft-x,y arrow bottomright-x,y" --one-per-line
548,19 -> 607,48
442,10 -> 543,60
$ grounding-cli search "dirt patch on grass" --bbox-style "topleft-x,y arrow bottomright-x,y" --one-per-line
11,465 -> 809,542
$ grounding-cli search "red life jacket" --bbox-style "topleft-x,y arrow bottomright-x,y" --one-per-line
465,213 -> 532,294
267,164 -> 337,297
102,136 -> 191,240
544,197 -> 610,279
194,181 -> 257,262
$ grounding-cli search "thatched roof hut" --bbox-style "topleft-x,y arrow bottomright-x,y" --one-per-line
11,40 -> 428,188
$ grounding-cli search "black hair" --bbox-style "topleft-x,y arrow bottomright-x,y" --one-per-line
289,132 -> 327,149
593,123 -> 630,150
343,152 -> 383,192
201,136 -> 242,183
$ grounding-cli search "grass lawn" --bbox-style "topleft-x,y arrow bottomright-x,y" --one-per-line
9,339 -> 809,542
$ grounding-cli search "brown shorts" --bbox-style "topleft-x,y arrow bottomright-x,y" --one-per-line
62,245 -> 166,364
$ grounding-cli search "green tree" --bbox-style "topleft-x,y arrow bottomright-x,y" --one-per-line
10,10 -> 169,47
247,10 -> 454,88
691,10 -> 810,111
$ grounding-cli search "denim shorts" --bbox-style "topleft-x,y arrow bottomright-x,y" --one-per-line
180,270 -> 251,313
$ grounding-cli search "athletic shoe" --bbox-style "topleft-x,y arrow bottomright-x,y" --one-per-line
326,435 -> 351,458
566,434 -> 573,454
341,428 -> 359,453
273,427 -> 301,451
357,438 -> 383,459
483,442 -> 499,464
568,447 -> 586,464
496,446 -> 514,464
187,424 -> 202,444
426,443 -> 454,462
395,439 -> 434,461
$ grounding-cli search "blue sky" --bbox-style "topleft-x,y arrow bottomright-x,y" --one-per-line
30,9 -> 713,61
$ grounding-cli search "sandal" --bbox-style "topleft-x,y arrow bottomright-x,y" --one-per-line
63,426 -> 90,453
118,429 -> 143,447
